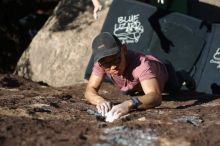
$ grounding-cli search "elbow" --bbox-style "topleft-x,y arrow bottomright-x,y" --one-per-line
155,95 -> 162,107
84,91 -> 93,104
84,87 -> 90,101
141,93 -> 162,109
84,86 -> 97,102
84,90 -> 91,101
153,93 -> 162,107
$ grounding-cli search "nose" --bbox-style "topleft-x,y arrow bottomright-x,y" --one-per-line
108,65 -> 119,75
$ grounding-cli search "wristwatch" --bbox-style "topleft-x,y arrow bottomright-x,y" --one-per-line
131,96 -> 142,109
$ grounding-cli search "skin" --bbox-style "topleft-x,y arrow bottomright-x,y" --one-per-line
92,0 -> 102,19
85,45 -> 162,120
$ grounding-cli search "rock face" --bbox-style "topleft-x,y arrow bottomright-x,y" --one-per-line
0,74 -> 220,146
15,0 -> 110,87
200,0 -> 220,6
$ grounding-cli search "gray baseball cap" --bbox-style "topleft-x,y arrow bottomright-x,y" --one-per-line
92,32 -> 121,63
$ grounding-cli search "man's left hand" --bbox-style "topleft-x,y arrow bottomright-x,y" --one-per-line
105,101 -> 131,122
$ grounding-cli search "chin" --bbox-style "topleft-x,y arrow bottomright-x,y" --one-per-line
110,69 -> 123,76
113,73 -> 119,76
111,71 -> 120,76
117,72 -> 123,76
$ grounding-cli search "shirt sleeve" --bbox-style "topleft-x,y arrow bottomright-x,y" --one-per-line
138,61 -> 157,82
91,62 -> 105,78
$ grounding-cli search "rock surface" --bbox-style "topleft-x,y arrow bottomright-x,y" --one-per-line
15,0 -> 111,87
0,74 -> 220,146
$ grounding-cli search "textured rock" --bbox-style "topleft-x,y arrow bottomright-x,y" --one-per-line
199,0 -> 220,7
15,0 -> 110,87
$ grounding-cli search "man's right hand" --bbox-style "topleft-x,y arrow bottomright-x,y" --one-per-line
96,100 -> 111,116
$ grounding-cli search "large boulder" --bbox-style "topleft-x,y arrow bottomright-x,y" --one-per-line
15,0 -> 110,87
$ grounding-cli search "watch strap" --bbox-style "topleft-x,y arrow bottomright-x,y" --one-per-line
131,96 -> 142,109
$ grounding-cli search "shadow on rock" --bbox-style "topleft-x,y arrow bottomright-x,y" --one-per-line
162,90 -> 220,109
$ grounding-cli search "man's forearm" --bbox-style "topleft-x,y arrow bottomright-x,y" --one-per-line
124,92 -> 161,110
138,92 -> 161,109
85,88 -> 106,105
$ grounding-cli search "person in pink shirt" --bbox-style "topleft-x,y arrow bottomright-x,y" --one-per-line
85,32 -> 194,122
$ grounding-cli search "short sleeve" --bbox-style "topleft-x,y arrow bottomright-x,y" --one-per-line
138,60 -> 168,90
138,61 -> 157,82
91,62 -> 105,78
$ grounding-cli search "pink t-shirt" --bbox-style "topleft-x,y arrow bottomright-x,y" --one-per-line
92,50 -> 168,92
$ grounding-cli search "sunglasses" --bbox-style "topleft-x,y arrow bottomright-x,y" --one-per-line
98,53 -> 121,69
